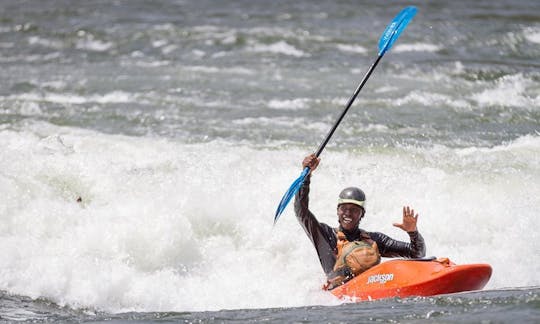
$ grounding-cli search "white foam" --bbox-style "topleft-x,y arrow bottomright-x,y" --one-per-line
76,38 -> 113,52
524,27 -> 540,44
393,90 -> 469,108
184,65 -> 255,75
267,98 -> 310,110
6,91 -> 134,105
0,122 -> 538,313
336,44 -> 367,54
394,43 -> 441,53
19,101 -> 43,116
151,39 -> 168,48
27,36 -> 64,49
248,41 -> 307,57
471,73 -> 540,108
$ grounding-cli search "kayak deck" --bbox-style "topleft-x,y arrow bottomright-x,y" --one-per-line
330,257 -> 492,301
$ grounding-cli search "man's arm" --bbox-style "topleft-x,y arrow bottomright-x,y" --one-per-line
370,230 -> 426,258
294,173 -> 338,276
374,205 -> 426,258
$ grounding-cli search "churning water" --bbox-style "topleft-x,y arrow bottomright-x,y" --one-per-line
1,0 -> 539,322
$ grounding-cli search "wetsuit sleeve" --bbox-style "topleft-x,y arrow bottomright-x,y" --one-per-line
370,230 -> 426,258
294,174 -> 337,276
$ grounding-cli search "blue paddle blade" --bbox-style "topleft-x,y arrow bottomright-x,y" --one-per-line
274,167 -> 310,224
378,6 -> 417,56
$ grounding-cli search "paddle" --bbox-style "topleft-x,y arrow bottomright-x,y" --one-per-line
274,6 -> 417,225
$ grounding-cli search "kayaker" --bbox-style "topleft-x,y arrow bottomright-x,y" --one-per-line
294,153 -> 426,289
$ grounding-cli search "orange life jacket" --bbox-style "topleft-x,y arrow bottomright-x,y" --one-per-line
326,231 -> 381,290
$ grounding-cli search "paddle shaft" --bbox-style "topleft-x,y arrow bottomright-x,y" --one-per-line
274,6 -> 417,223
314,54 -> 383,157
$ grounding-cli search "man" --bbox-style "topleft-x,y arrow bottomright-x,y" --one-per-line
294,154 -> 426,288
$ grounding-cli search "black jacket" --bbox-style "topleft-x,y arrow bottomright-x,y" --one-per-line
294,175 -> 426,277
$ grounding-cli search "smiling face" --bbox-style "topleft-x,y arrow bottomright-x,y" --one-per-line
337,203 -> 364,232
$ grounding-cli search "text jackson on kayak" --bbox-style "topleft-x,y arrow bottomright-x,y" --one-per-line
294,154 -> 426,289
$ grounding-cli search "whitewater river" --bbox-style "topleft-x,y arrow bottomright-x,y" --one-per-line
1,0 -> 539,322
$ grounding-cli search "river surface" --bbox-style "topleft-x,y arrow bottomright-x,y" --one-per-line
1,0 -> 539,322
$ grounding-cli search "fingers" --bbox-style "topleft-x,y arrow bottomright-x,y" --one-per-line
313,157 -> 320,170
402,206 -> 419,219
400,206 -> 419,232
302,154 -> 320,171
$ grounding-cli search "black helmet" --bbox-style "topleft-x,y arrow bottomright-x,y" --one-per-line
337,187 -> 366,208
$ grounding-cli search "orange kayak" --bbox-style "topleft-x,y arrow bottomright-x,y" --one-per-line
330,257 -> 492,301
